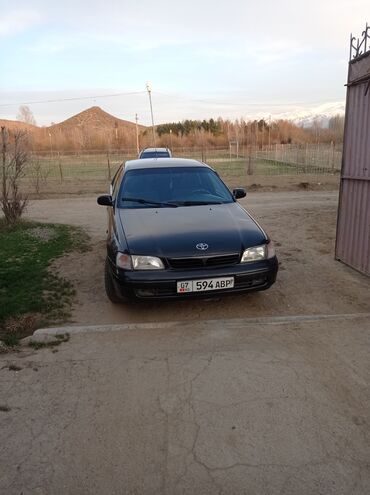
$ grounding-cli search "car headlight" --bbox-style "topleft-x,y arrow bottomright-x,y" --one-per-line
241,242 -> 275,263
266,242 -> 275,259
131,255 -> 165,270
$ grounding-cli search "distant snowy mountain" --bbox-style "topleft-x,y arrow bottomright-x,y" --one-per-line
273,101 -> 345,127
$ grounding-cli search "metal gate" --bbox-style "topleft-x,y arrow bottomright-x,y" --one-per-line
335,25 -> 370,276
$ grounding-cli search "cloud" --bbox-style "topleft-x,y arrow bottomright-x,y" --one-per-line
5,0 -> 368,49
0,10 -> 41,36
5,0 -> 369,55
11,0 -> 370,50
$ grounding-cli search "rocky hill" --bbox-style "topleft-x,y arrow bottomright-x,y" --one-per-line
49,106 -> 144,132
0,107 -> 146,150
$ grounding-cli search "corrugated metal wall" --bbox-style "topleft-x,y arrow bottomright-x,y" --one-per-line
335,52 -> 370,276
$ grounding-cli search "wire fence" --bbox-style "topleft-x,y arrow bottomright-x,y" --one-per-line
1,143 -> 342,196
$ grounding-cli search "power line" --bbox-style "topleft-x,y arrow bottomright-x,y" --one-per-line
153,91 -> 344,108
0,88 -> 343,110
0,90 -> 265,109
0,91 -> 146,108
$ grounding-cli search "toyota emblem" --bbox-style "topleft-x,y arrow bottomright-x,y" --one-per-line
196,243 -> 209,251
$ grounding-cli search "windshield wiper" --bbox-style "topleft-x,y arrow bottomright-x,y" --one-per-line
121,197 -> 178,208
177,200 -> 224,206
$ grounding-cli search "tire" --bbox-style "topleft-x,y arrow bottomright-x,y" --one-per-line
104,258 -> 122,304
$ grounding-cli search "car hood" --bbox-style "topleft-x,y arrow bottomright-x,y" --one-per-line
118,203 -> 266,258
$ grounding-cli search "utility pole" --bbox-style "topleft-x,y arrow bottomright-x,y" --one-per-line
146,82 -> 156,148
135,113 -> 140,156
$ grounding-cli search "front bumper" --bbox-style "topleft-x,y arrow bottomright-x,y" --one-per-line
108,257 -> 278,301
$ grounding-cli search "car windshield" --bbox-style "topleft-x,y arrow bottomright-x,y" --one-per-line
119,166 -> 234,208
140,151 -> 170,158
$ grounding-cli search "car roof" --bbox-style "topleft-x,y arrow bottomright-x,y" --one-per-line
140,147 -> 169,152
124,157 -> 212,171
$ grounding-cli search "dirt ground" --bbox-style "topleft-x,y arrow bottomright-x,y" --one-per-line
25,190 -> 370,326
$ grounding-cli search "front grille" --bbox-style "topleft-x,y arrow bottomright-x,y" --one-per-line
167,253 -> 240,270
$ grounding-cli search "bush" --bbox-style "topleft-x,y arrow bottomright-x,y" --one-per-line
1,127 -> 29,224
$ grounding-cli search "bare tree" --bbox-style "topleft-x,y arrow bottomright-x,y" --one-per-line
29,159 -> 50,197
1,127 -> 29,224
16,105 -> 36,126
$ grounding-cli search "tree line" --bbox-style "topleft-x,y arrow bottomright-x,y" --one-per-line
13,105 -> 345,151
155,119 -> 222,137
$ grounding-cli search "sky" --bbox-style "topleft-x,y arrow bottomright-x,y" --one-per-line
0,0 -> 369,126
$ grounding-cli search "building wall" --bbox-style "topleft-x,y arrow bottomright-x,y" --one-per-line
335,52 -> 370,276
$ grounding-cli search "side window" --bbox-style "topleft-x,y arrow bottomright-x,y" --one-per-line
111,166 -> 123,199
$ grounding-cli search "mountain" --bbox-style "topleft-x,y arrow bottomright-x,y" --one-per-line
49,106 -> 145,132
0,107 -> 146,150
273,101 -> 345,128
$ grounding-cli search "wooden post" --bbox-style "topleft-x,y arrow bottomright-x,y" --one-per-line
135,114 -> 140,156
304,143 -> 308,173
107,151 -> 111,180
1,126 -> 7,201
331,141 -> 335,172
247,146 -> 253,175
58,152 -> 63,183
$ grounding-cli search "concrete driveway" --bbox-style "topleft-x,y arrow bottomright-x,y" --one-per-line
1,314 -> 370,494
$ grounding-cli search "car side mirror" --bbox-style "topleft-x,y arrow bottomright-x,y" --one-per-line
233,188 -> 246,199
97,195 -> 113,207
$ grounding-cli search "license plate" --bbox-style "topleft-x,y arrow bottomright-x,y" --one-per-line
177,277 -> 234,293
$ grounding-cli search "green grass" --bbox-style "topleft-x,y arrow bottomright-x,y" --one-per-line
198,158 -> 306,178
25,154 -> 128,181
5,150 -> 340,191
0,220 -> 89,346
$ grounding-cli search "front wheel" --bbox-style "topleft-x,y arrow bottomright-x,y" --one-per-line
104,258 -> 122,303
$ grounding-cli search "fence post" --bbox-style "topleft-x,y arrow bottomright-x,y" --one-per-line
330,141 -> 335,172
107,151 -> 111,180
304,143 -> 308,173
247,146 -> 253,175
1,127 -> 6,197
58,152 -> 63,183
